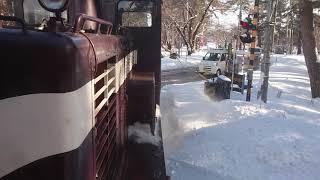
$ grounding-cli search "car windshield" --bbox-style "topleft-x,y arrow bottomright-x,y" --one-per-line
204,53 -> 220,61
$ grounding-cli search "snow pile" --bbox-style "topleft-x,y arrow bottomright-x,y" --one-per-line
154,104 -> 161,137
156,104 -> 161,119
161,49 -> 206,71
161,55 -> 320,180
218,75 -> 231,82
128,122 -> 161,146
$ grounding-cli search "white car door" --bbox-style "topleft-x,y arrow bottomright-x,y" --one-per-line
210,53 -> 222,74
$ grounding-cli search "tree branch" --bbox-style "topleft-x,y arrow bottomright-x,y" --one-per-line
192,0 -> 216,44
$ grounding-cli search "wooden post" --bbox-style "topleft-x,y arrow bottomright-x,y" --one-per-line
246,0 -> 259,101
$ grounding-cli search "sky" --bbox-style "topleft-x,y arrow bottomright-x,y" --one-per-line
212,0 -> 254,29
214,10 -> 239,29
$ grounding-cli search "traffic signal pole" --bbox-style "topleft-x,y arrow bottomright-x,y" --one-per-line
246,0 -> 259,102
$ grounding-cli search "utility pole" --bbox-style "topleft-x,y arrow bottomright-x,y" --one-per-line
260,0 -> 276,103
246,0 -> 259,102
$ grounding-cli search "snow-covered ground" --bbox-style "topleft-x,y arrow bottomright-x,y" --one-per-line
161,48 -> 206,71
161,55 -> 320,180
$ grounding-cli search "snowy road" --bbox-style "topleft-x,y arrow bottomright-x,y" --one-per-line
160,55 -> 320,180
161,50 -> 206,87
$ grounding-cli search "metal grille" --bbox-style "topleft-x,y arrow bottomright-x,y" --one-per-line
94,60 -> 118,180
94,54 -> 135,180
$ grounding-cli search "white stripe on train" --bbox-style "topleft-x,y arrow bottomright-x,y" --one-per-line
0,81 -> 94,178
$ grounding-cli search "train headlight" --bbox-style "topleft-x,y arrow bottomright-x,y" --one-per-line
38,0 -> 69,13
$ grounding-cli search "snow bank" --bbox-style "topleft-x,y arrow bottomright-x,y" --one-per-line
128,122 -> 161,146
161,55 -> 320,180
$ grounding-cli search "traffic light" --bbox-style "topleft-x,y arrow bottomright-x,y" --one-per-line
239,16 -> 256,44
240,21 -> 250,29
240,18 -> 250,29
240,17 -> 256,30
240,32 -> 254,44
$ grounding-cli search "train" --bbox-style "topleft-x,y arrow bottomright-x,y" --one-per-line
0,0 -> 165,179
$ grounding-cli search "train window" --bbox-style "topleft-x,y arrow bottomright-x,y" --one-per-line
118,1 -> 153,27
0,1 -> 12,26
23,0 -> 67,25
122,12 -> 152,27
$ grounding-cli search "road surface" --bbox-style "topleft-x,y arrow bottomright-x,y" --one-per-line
161,67 -> 205,87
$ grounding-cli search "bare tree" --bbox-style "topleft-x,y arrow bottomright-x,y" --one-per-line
300,0 -> 320,98
163,0 -> 226,55
207,25 -> 238,47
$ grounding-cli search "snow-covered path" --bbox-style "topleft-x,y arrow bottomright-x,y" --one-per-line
161,48 -> 206,71
160,55 -> 320,180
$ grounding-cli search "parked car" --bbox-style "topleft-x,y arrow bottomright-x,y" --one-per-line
169,47 -> 179,59
198,48 -> 228,75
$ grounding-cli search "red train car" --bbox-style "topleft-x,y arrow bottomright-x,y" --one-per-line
0,0 -> 165,179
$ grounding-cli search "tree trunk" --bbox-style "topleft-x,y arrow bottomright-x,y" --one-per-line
257,28 -> 262,48
187,0 -> 214,55
296,3 -> 302,55
289,0 -> 294,54
0,1 -> 3,15
260,0 -> 276,103
289,29 -> 293,54
272,0 -> 279,46
297,30 -> 302,54
300,0 -> 320,98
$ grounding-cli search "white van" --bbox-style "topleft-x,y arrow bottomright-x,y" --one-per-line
198,48 -> 228,75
